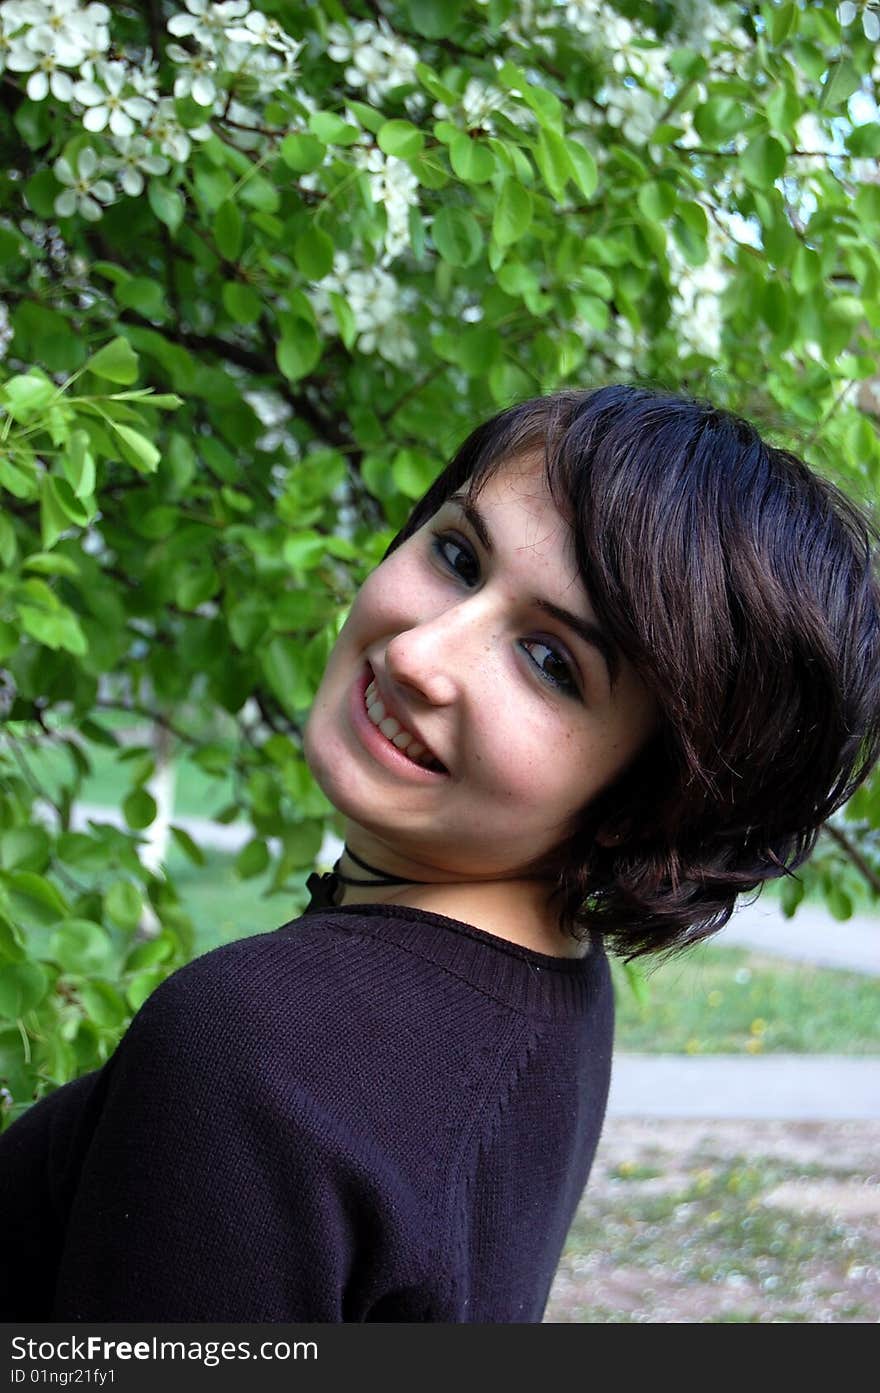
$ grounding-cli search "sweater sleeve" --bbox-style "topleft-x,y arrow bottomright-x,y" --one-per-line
46,963 -> 444,1323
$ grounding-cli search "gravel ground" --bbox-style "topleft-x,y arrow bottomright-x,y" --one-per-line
545,1118 -> 880,1323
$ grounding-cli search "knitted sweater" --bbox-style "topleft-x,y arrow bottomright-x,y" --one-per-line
0,903 -> 614,1323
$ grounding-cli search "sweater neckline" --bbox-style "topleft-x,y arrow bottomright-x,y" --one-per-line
295,901 -> 606,1018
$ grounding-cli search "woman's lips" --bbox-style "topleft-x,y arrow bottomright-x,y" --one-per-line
349,663 -> 449,781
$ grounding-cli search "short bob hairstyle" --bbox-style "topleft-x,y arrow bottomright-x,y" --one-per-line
381,385 -> 880,960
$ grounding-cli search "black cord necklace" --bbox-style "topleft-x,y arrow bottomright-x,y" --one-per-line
305,844 -> 432,913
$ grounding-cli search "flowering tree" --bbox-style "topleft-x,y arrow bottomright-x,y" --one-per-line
2,0 -> 880,1119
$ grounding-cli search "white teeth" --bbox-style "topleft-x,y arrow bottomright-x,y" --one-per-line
363,680 -> 439,769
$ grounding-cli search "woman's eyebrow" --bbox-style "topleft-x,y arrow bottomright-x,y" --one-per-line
446,492 -> 620,692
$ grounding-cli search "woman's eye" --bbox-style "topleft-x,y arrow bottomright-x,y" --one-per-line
431,532 -> 479,585
431,530 -> 581,699
520,640 -> 580,698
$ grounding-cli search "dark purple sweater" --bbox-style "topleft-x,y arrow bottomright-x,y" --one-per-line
0,904 -> 613,1322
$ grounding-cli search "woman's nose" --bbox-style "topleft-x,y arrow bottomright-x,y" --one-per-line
384,601 -> 491,707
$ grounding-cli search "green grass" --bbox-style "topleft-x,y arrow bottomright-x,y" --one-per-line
611,942 -> 880,1055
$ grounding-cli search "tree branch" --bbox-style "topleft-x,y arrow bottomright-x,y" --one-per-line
822,819 -> 880,899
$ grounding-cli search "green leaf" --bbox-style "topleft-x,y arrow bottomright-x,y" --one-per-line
105,878 -> 142,929
534,127 -> 573,200
492,179 -> 532,248
0,455 -> 36,499
821,58 -> 861,110
0,960 -> 48,1017
622,959 -> 650,1010
222,281 -> 263,324
522,84 -> 563,133
769,1 -> 798,44
122,787 -> 157,830
3,870 -> 69,924
637,181 -> 677,222
378,119 -> 425,159
48,919 -> 114,975
855,184 -> 880,225
408,0 -> 464,38
345,100 -> 385,134
126,967 -> 167,1012
392,448 -> 437,498
88,336 -> 139,385
112,424 -> 160,473
63,429 -> 96,499
40,475 -> 73,549
279,133 -> 326,173
125,935 -> 175,972
235,838 -> 270,879
826,883 -> 853,921
694,95 -> 747,144
148,180 -> 184,232
214,200 -> 243,260
77,979 -> 128,1028
0,513 -> 16,567
847,123 -> 880,157
277,322 -> 322,381
778,874 -> 805,918
308,111 -> 360,145
1,373 -> 55,422
116,277 -> 167,319
328,291 -> 357,349
261,636 -> 313,711
432,206 -> 483,266
169,824 -> 206,866
448,132 -> 496,183
741,134 -> 787,188
22,551 -> 80,579
294,226 -> 335,280
414,60 -> 459,105
0,826 -> 50,873
18,603 -> 87,655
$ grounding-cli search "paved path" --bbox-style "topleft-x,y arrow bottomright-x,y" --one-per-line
718,897 -> 880,976
607,1054 -> 880,1120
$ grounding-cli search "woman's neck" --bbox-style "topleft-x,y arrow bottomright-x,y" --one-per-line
334,857 -> 587,960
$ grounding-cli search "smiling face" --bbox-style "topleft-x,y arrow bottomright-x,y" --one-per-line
303,455 -> 658,890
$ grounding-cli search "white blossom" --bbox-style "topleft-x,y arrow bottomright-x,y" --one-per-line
596,79 -> 662,142
167,0 -> 249,49
53,144 -> 115,220
310,252 -> 417,366
351,142 -> 420,263
126,50 -> 160,101
224,8 -> 302,59
0,298 -> 11,359
7,36 -> 73,98
668,217 -> 729,359
433,76 -> 523,133
326,16 -> 418,103
166,40 -> 219,106
107,134 -> 170,196
144,96 -> 211,161
73,60 -> 153,136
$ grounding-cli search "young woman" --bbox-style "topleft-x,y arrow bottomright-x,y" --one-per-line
2,385 -> 879,1323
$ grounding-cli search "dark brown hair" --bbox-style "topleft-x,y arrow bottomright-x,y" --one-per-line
381,385 -> 880,960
